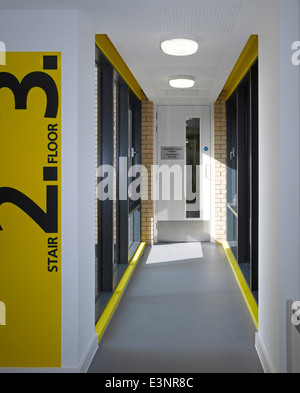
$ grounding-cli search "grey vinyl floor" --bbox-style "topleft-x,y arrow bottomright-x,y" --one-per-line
88,242 -> 263,373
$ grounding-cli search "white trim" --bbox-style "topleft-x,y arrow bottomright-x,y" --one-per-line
210,103 -> 215,243
255,333 -> 275,373
154,104 -> 158,244
0,334 -> 99,373
78,333 -> 99,373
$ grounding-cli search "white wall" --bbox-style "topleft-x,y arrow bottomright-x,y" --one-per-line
257,1 -> 281,372
257,0 -> 300,373
77,12 -> 98,368
0,10 -> 97,371
278,0 -> 300,372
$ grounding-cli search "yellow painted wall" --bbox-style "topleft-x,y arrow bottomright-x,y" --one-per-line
0,52 -> 61,367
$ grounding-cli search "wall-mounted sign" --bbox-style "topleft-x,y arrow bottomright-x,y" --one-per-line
0,52 -> 61,367
161,146 -> 184,160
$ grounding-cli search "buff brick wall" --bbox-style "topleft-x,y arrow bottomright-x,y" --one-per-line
141,92 -> 155,245
214,91 -> 227,243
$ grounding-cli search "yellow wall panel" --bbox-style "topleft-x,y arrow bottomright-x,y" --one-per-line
0,52 -> 61,367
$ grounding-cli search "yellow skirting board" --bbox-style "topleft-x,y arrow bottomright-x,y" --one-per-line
95,242 -> 146,343
222,242 -> 259,330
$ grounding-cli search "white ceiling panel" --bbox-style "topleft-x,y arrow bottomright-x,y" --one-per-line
0,0 -> 274,105
134,46 -> 226,65
114,1 -> 242,33
142,64 -> 220,79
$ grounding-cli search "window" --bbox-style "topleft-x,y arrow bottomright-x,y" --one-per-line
226,59 -> 259,302
226,94 -> 238,260
128,94 -> 141,260
186,117 -> 200,218
95,62 -> 102,303
113,78 -> 119,268
95,45 -> 141,322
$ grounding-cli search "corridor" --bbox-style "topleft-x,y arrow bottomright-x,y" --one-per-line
1,0 -> 299,374
88,242 -> 263,373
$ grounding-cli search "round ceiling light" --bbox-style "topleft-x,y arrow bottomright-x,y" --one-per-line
161,37 -> 199,56
169,76 -> 195,89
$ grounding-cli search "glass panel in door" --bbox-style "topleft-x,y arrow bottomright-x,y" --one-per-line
186,117 -> 200,218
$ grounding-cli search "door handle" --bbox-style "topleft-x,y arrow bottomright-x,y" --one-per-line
205,164 -> 211,180
230,147 -> 235,161
129,148 -> 137,158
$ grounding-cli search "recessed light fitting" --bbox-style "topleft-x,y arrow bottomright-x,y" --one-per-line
161,36 -> 199,56
169,76 -> 195,89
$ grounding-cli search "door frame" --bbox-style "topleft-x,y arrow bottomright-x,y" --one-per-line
155,105 -> 212,242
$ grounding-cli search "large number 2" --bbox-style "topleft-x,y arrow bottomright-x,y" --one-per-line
0,186 -> 58,233
0,70 -> 59,233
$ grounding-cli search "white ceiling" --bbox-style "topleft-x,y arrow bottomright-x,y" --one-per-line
0,0 -> 273,105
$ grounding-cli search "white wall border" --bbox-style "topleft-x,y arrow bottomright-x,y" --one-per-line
0,334 -> 98,373
255,333 -> 275,374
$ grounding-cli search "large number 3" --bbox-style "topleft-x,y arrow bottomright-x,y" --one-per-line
0,70 -> 59,233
